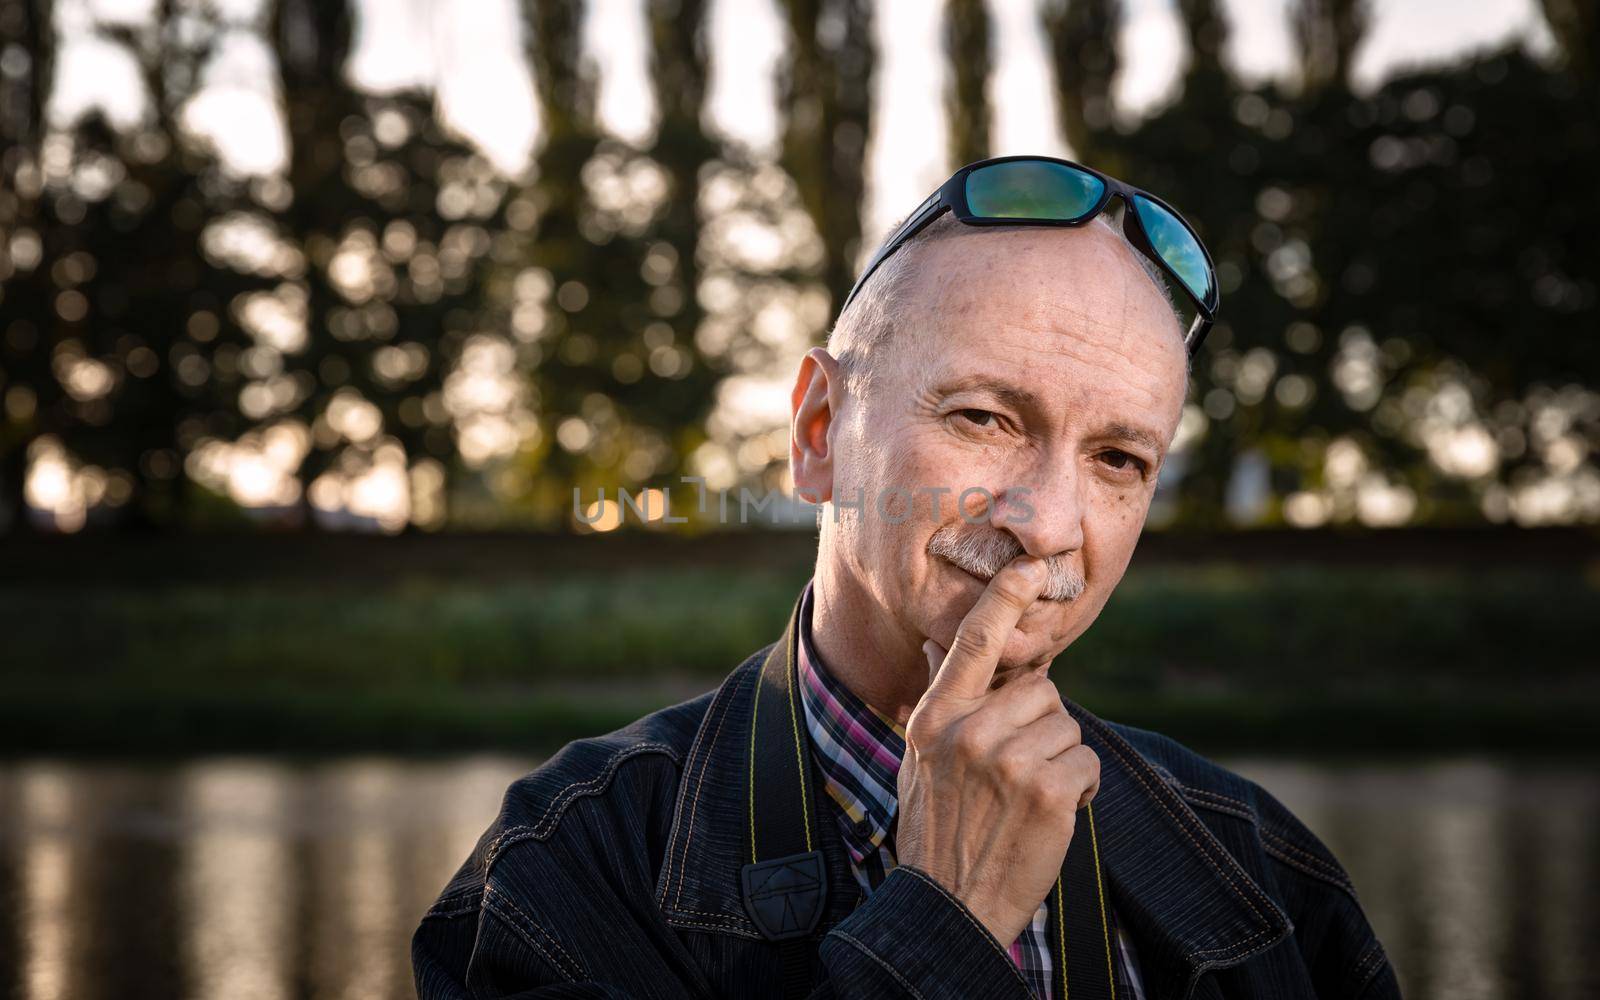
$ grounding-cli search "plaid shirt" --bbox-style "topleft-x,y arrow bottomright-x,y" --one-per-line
795,580 -> 1146,1000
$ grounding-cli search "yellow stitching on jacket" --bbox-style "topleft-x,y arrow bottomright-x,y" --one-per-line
783,621 -> 814,853
1086,803 -> 1116,1000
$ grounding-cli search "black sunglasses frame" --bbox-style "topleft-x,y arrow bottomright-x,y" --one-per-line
840,154 -> 1220,355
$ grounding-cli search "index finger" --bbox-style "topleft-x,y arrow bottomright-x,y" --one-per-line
926,557 -> 1046,701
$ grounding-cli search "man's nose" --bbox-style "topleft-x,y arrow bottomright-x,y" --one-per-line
992,456 -> 1086,560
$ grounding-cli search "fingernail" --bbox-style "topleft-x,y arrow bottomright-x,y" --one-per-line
1017,557 -> 1044,583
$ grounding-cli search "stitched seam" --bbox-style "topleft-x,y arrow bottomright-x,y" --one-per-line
1356,947 -> 1381,978
669,904 -> 751,923
1261,844 -> 1359,906
673,665 -> 754,913
896,866 -> 1032,990
1179,788 -> 1257,823
1100,726 -> 1278,935
657,680 -> 728,908
1093,723 -> 1281,961
674,668 -> 745,910
485,887 -> 588,982
424,889 -> 482,915
828,930 -> 928,1000
420,902 -> 479,921
530,743 -> 680,838
664,914 -> 765,939
1183,797 -> 1254,823
657,667 -> 741,908
1352,938 -> 1388,991
1103,733 -> 1277,944
1180,787 -> 1254,815
1181,783 -> 1352,891
482,744 -> 680,874
1261,842 -> 1357,901
1259,829 -> 1353,891
1178,783 -> 1357,896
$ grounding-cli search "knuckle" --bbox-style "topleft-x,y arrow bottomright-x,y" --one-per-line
1029,775 -> 1068,811
995,745 -> 1030,782
904,712 -> 937,748
1075,746 -> 1102,784
1081,744 -> 1101,771
1060,714 -> 1082,746
1027,674 -> 1060,703
951,721 -> 988,761
992,572 -> 1034,608
950,623 -> 994,659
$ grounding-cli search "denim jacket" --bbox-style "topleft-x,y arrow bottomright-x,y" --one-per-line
413,632 -> 1402,1000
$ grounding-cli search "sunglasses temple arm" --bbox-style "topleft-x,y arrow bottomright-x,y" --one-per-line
839,195 -> 948,315
1185,312 -> 1212,356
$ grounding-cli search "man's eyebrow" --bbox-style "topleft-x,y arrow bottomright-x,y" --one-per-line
933,375 -> 1041,413
934,377 -> 1166,455
1101,421 -> 1165,457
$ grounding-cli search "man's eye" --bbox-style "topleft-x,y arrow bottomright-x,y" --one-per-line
955,408 -> 997,428
1100,450 -> 1148,475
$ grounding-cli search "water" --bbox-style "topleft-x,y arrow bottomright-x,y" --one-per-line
0,756 -> 1593,1000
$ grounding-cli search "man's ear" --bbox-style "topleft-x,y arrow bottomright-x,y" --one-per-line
789,347 -> 845,505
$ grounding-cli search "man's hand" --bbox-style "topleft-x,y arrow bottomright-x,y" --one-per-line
894,557 -> 1101,948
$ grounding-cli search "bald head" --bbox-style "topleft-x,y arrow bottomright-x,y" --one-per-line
828,210 -> 1191,396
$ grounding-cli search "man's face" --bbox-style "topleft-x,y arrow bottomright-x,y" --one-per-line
820,223 -> 1189,678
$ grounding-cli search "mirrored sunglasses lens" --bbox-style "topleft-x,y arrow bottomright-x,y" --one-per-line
1132,195 -> 1214,306
965,161 -> 1105,220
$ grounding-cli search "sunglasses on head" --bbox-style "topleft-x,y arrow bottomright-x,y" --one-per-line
841,155 -> 1220,355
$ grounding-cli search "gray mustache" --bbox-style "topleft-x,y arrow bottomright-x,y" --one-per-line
925,524 -> 1084,602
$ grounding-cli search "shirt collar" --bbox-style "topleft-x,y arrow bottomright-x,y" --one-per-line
795,579 -> 906,858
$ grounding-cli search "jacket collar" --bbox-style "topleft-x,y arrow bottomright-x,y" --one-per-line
654,598 -> 1291,996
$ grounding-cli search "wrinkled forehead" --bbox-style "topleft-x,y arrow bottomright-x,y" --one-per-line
893,225 -> 1190,422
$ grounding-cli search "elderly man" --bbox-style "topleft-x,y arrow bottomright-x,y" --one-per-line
413,157 -> 1400,1000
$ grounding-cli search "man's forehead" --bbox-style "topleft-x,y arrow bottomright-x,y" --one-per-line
868,223 -> 1188,436
913,221 -> 1182,333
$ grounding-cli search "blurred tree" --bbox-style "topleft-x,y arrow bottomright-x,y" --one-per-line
1047,0 -> 1598,527
1042,0 -> 1120,168
1127,0 -> 1261,525
1,0 -> 271,532
0,0 -> 58,531
275,0 -> 505,530
5,0 -> 1595,533
504,0 -> 597,519
943,0 -> 991,167
1537,0 -> 1595,85
1293,0 -> 1365,95
504,0 -> 724,526
637,0 -> 723,462
777,0 -> 873,309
